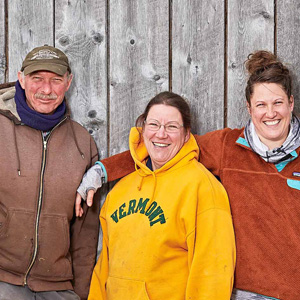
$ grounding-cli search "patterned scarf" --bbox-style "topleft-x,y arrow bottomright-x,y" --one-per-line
244,115 -> 300,163
14,80 -> 66,131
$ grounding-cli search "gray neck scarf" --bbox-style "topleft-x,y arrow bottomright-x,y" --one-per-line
244,115 -> 300,163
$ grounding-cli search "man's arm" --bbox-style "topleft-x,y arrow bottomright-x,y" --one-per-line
70,196 -> 101,299
71,137 -> 101,299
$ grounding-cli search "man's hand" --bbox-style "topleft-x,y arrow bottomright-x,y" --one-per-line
75,163 -> 104,217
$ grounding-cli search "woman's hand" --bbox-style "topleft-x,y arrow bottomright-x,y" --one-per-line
75,163 -> 104,217
75,190 -> 95,217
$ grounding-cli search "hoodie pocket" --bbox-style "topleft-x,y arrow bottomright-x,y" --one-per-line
30,213 -> 72,281
0,207 -> 35,274
107,276 -> 150,300
0,201 -> 8,234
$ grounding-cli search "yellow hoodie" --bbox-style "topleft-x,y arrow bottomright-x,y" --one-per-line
88,128 -> 236,300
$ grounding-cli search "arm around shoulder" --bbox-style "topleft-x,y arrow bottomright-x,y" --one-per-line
194,128 -> 232,177
100,150 -> 135,182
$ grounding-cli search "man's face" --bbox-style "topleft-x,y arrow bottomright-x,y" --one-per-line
18,70 -> 73,115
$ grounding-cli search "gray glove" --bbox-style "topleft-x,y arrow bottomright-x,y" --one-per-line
77,163 -> 105,200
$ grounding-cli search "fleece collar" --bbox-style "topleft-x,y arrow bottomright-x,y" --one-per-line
244,116 -> 300,163
0,86 -> 21,122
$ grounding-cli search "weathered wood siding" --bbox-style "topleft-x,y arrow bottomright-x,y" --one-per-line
109,0 -> 169,154
173,0 -> 225,135
7,0 -> 53,81
227,0 -> 274,128
55,0 -> 107,157
1,0 -> 300,154
277,0 -> 300,113
0,1 -> 5,83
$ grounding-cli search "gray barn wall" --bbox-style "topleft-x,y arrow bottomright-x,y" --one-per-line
1,0 -> 300,157
1,0 -> 300,256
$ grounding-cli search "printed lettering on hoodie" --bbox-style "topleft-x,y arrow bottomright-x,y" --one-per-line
110,198 -> 166,227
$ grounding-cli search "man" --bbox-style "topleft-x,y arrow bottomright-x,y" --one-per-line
0,45 -> 100,300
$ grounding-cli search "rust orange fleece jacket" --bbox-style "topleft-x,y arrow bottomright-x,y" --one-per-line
101,127 -> 300,300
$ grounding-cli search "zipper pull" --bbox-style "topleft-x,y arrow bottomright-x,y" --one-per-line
43,140 -> 47,150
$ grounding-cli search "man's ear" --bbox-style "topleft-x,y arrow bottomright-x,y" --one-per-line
65,74 -> 73,91
17,71 -> 25,89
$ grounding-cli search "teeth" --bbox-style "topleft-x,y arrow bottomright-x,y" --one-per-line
153,142 -> 169,147
264,120 -> 280,126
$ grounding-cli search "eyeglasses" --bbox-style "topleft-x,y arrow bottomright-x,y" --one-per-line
144,119 -> 184,133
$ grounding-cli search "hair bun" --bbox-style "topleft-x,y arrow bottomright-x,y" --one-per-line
245,50 -> 284,75
245,50 -> 292,103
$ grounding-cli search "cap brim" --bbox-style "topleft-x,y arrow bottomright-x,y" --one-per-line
23,63 -> 68,76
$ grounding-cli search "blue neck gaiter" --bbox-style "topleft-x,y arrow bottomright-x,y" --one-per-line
14,80 -> 66,131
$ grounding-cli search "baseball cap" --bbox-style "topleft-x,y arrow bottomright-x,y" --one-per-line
21,44 -> 71,76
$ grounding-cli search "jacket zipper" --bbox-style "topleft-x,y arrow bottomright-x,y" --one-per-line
23,117 -> 67,286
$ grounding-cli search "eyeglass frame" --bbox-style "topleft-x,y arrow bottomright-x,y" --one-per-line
144,119 -> 184,133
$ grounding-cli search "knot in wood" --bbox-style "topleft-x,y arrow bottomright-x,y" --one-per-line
59,36 -> 70,46
153,75 -> 161,81
260,11 -> 270,19
88,110 -> 97,118
92,33 -> 104,44
187,54 -> 192,64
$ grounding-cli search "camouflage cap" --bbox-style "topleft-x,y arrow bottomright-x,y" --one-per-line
21,45 -> 71,76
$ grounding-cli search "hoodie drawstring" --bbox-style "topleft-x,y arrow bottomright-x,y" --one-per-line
69,120 -> 85,159
12,122 -> 21,176
135,162 -> 157,211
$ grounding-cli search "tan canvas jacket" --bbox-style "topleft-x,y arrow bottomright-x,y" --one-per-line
0,84 -> 100,299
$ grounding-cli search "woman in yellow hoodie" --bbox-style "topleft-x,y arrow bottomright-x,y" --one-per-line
88,92 -> 235,300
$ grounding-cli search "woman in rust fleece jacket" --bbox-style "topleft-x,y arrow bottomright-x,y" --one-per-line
77,51 -> 300,300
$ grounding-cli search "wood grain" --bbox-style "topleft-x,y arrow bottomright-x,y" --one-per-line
0,0 -> 5,82
227,0 -> 274,128
109,0 -> 169,154
277,0 -> 300,114
55,0 -> 107,157
7,0 -> 53,81
172,0 -> 225,135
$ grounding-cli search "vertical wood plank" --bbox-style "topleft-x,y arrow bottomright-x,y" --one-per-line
172,0 -> 225,135
55,0 -> 107,158
227,0 -> 274,128
109,0 -> 169,154
55,0 -> 108,257
277,0 -> 300,114
7,0 -> 53,81
0,0 -> 5,83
